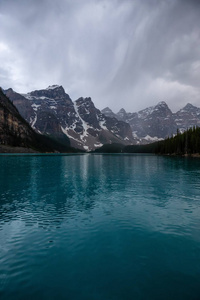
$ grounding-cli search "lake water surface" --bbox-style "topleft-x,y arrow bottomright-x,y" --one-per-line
0,154 -> 200,299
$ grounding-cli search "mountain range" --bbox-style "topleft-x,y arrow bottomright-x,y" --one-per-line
0,88 -> 76,153
102,102 -> 200,144
2,85 -> 200,151
4,85 -> 134,151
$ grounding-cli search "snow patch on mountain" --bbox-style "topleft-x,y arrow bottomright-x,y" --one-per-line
31,104 -> 41,111
31,113 -> 37,128
144,135 -> 163,142
74,101 -> 91,139
46,85 -> 60,90
99,120 -> 107,130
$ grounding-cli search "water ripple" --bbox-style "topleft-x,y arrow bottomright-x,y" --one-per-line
1,155 -> 200,299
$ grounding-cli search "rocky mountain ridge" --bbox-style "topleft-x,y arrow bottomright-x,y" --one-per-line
102,101 -> 200,144
0,88 -> 73,152
4,85 -> 200,149
4,86 -> 134,151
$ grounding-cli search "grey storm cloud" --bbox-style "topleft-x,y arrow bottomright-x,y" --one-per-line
0,0 -> 200,112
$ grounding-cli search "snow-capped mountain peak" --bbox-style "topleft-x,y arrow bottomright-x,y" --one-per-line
4,86 -> 134,151
181,103 -> 197,112
101,107 -> 116,118
5,85 -> 200,149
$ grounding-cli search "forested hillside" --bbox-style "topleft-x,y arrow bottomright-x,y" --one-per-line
155,127 -> 200,155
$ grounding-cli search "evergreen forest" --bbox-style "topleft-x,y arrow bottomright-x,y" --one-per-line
155,127 -> 200,155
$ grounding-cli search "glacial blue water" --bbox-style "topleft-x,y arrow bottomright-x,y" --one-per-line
0,154 -> 200,300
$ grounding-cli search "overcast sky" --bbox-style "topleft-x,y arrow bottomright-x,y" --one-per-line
0,0 -> 200,112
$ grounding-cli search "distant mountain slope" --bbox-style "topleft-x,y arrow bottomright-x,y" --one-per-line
173,103 -> 200,132
101,107 -> 117,119
5,86 -> 134,151
0,88 -> 75,153
102,101 -> 200,144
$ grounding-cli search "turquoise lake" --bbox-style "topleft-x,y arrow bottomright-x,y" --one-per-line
0,154 -> 200,299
